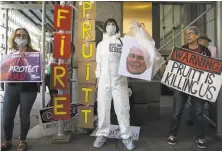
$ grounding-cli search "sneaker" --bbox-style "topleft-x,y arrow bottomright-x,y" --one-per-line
93,136 -> 106,148
168,135 -> 176,145
196,138 -> 207,149
122,137 -> 135,150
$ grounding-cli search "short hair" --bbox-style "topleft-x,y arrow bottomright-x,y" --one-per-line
186,26 -> 200,35
129,45 -> 150,68
8,28 -> 33,50
104,18 -> 119,34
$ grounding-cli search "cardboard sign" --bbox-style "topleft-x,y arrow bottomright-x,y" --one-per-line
77,20 -> 96,41
76,41 -> 96,61
77,1 -> 96,20
91,125 -> 141,140
54,4 -> 73,31
78,106 -> 94,128
53,33 -> 71,59
50,63 -> 68,90
76,1 -> 96,128
38,104 -> 79,136
78,84 -> 95,105
77,62 -> 96,84
53,94 -> 70,120
161,47 -> 222,102
0,53 -> 42,82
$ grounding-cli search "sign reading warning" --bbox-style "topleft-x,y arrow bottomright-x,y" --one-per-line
161,47 -> 222,102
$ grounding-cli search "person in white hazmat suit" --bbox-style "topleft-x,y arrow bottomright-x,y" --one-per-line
93,18 -> 135,150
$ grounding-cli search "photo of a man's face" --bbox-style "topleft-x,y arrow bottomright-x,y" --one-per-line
126,46 -> 151,75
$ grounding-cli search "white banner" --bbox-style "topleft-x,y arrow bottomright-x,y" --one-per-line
161,47 -> 222,102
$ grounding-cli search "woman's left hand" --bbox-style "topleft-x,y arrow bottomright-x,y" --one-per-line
19,51 -> 25,58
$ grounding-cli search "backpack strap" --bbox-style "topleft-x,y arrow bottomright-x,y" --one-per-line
118,38 -> 123,46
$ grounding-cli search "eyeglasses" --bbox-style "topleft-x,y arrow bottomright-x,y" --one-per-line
15,34 -> 27,39
186,32 -> 195,37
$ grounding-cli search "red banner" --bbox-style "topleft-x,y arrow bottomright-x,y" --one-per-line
50,63 -> 68,90
172,48 -> 222,74
54,4 -> 72,31
53,94 -> 70,120
53,33 -> 71,59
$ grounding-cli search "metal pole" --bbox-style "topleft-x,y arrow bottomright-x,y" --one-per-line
216,1 -> 222,138
158,4 -> 215,52
4,9 -> 9,92
162,4 -> 165,51
41,1 -> 46,108
5,9 -> 8,54
172,5 -> 175,47
56,0 -> 65,138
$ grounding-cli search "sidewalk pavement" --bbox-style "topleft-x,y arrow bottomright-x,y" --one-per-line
1,93 -> 222,151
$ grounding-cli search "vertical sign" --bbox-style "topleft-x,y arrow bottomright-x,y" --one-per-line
52,4 -> 73,120
76,1 -> 96,128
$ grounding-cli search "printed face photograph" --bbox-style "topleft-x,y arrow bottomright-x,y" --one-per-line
126,46 -> 151,75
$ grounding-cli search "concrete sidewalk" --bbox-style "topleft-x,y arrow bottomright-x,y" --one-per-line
1,93 -> 222,151
3,107 -> 222,151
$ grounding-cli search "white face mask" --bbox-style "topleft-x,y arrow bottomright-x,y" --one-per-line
106,25 -> 116,36
14,38 -> 28,47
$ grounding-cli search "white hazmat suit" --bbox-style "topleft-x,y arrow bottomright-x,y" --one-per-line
95,32 -> 132,139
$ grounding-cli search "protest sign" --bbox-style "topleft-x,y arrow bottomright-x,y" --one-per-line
38,103 -> 79,136
0,52 -> 42,82
50,63 -> 69,90
119,36 -> 155,81
52,4 -> 72,120
53,94 -> 70,120
161,47 -> 222,102
76,1 -> 96,129
54,4 -> 72,31
91,125 -> 141,140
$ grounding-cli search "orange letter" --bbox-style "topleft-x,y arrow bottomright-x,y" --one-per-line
82,2 -> 92,19
82,22 -> 92,40
82,109 -> 91,124
54,96 -> 67,115
53,66 -> 65,87
82,88 -> 93,103
57,9 -> 69,27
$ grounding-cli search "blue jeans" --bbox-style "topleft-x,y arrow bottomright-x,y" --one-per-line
3,84 -> 37,141
169,90 -> 205,139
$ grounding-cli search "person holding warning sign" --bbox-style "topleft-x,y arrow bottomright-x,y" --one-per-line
94,18 -> 135,150
167,26 -> 211,149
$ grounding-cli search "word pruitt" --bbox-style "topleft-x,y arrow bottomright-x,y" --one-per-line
76,1 -> 96,128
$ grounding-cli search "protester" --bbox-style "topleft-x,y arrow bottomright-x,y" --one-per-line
167,26 -> 211,149
45,56 -> 58,107
187,33 -> 217,126
198,33 -> 216,58
94,18 -> 135,150
1,28 -> 40,151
